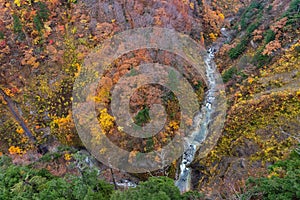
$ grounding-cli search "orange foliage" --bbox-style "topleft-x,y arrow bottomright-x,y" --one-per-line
99,108 -> 115,133
51,113 -> 82,146
263,17 -> 288,55
253,29 -> 264,41
64,153 -> 72,161
16,127 -> 24,135
9,146 -> 26,155
202,0 -> 224,34
3,88 -> 14,97
21,49 -> 40,68
263,40 -> 282,55
218,13 -> 225,21
271,17 -> 288,33
209,33 -> 218,41
200,32 -> 205,45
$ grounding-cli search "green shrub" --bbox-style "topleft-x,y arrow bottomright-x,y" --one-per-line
0,31 -> 4,39
111,176 -> 203,200
134,107 -> 150,126
246,21 -> 260,35
264,30 -> 276,44
12,14 -> 23,34
0,150 -> 207,199
0,155 -> 205,199
146,138 -> 155,151
230,1 -> 263,60
252,49 -> 271,68
0,156 -> 113,200
33,2 -> 50,33
267,5 -> 273,12
229,38 -> 249,59
240,1 -> 263,30
242,148 -> 300,200
283,0 -> 300,27
222,67 -> 238,83
229,21 -> 261,60
284,0 -> 300,15
36,2 -> 50,21
295,45 -> 300,54
33,15 -> 44,33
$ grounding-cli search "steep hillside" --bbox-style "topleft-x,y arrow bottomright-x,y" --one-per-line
192,0 -> 300,198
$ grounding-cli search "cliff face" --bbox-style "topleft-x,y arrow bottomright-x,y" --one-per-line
77,0 -> 247,44
86,0 -> 201,33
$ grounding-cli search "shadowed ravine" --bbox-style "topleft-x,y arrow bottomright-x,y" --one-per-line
175,28 -> 231,193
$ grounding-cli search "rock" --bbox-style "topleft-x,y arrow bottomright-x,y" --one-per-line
250,40 -> 258,49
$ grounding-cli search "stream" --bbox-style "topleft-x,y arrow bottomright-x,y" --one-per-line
175,28 -> 231,193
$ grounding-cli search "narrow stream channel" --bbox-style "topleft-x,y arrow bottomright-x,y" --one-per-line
175,28 -> 230,193
175,47 -> 218,193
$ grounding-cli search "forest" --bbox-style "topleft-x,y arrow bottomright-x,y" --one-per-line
0,0 -> 299,199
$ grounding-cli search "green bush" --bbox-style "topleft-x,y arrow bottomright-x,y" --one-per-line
0,31 -> 4,39
283,0 -> 300,27
12,13 -> 29,40
134,107 -> 150,126
12,14 -> 23,34
37,2 -> 50,21
284,0 -> 300,16
242,147 -> 300,200
222,67 -> 238,83
0,156 -> 204,200
33,2 -> 50,33
246,22 -> 260,35
0,156 -> 113,200
33,15 -> 44,33
111,176 -> 203,200
252,49 -> 271,68
229,21 -> 260,60
240,1 -> 263,30
267,5 -> 273,12
229,38 -> 249,59
230,1 -> 263,60
264,30 -> 276,44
